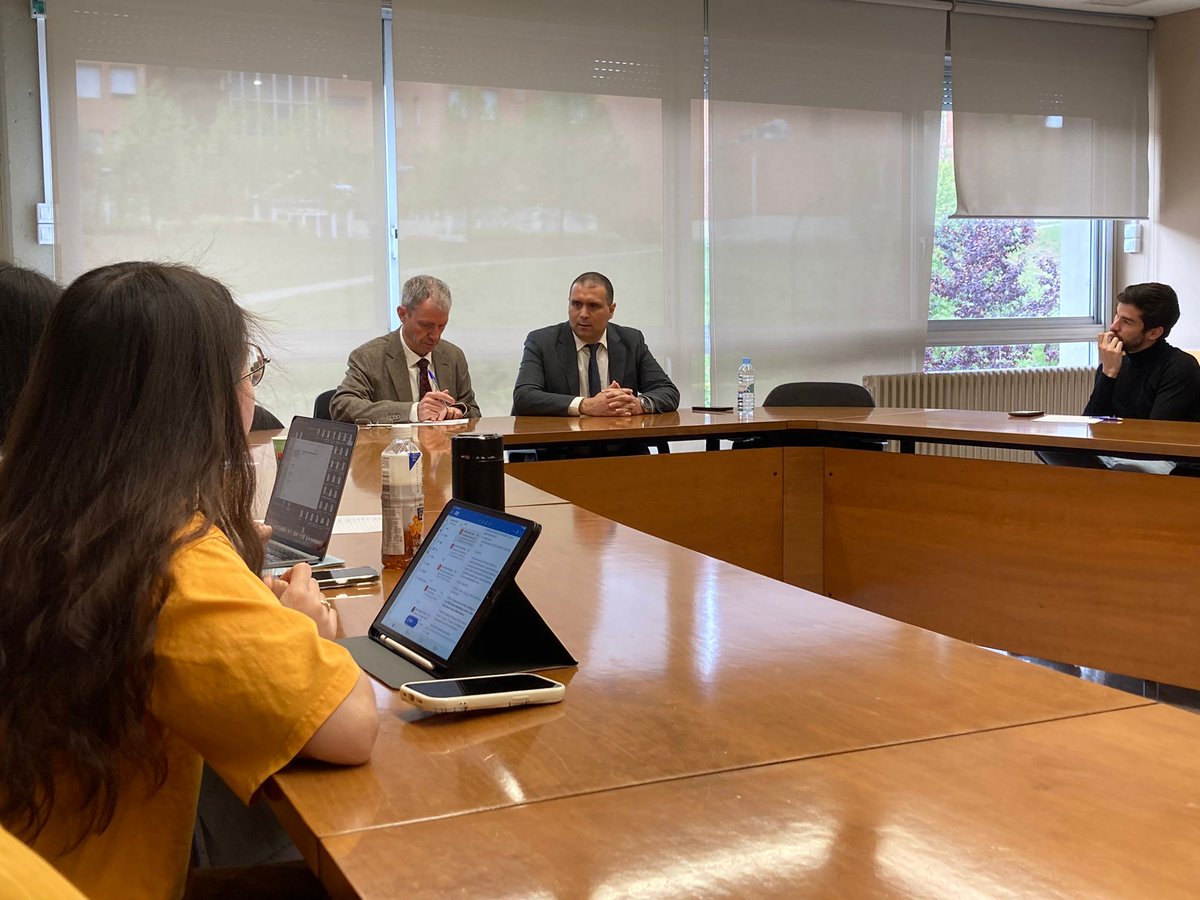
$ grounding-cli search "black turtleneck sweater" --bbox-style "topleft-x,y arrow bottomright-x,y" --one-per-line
1083,339 -> 1200,421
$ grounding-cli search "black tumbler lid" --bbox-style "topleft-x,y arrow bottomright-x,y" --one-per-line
452,432 -> 504,461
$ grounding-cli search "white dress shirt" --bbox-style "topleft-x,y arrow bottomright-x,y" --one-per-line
400,339 -> 435,422
569,330 -> 609,416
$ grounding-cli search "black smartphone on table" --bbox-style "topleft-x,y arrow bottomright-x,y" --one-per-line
312,566 -> 381,589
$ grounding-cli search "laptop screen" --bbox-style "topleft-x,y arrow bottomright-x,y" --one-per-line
374,502 -> 538,667
265,417 -> 357,554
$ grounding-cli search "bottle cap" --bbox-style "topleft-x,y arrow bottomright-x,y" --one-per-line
391,423 -> 413,437
741,357 -> 751,364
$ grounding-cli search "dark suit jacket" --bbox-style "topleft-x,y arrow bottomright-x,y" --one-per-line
511,322 -> 679,416
329,330 -> 480,423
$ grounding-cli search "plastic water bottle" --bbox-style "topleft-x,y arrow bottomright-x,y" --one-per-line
381,424 -> 423,570
737,357 -> 756,414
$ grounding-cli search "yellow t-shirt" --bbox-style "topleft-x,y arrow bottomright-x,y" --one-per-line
0,824 -> 86,900
29,526 -> 362,900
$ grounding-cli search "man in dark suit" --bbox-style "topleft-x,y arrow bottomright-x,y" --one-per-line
512,272 -> 679,417
331,275 -> 480,424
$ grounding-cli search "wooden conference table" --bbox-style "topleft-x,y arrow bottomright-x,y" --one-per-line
488,408 -> 1200,689
252,414 -> 1200,898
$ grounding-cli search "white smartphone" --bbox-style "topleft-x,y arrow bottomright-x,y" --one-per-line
399,673 -> 565,714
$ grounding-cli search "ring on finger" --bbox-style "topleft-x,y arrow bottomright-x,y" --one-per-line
319,597 -> 334,611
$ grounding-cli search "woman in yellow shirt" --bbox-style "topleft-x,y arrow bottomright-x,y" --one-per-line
0,822 -> 84,900
0,262 -> 379,899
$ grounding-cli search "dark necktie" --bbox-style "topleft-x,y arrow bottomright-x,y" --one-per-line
417,358 -> 432,399
586,343 -> 601,397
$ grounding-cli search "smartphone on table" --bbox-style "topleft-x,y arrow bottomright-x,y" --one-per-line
399,673 -> 565,714
311,566 -> 381,589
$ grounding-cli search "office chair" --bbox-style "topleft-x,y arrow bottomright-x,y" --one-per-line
735,381 -> 882,451
313,389 -> 336,420
762,381 -> 875,408
250,405 -> 284,431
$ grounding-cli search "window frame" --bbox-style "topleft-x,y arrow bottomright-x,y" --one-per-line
926,219 -> 1113,349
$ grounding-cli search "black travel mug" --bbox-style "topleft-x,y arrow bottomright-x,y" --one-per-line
451,433 -> 505,511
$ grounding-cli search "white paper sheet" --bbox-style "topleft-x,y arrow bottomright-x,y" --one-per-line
333,515 -> 383,534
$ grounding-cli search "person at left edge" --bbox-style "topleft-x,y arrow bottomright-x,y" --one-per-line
330,274 -> 481,424
0,262 -> 378,899
0,262 -> 61,446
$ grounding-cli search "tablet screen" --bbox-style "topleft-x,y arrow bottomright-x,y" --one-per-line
374,502 -> 536,665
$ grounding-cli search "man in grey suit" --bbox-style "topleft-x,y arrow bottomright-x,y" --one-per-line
331,275 -> 480,423
512,272 -> 679,417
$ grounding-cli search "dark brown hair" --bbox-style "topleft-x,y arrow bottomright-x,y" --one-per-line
0,262 -> 61,445
1118,282 -> 1180,338
0,262 -> 263,846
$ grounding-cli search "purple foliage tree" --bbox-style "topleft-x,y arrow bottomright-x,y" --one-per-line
926,217 -> 1062,372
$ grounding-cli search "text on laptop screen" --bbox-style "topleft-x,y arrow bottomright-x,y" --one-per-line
267,424 -> 353,550
379,504 -> 528,661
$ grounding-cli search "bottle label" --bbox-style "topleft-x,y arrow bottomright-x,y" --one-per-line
383,447 -> 423,562
404,502 -> 425,556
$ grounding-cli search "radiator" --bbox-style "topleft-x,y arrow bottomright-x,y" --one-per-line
862,367 -> 1095,463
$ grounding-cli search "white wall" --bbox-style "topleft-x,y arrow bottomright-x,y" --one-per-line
1130,9 -> 1200,350
0,0 -> 54,272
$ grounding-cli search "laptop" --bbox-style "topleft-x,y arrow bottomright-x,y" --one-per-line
366,500 -> 541,677
262,416 -> 358,571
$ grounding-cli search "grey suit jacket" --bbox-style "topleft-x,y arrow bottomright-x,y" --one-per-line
329,331 -> 481,423
511,322 -> 679,416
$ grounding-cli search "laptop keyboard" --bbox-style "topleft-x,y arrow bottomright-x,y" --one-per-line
264,542 -> 302,567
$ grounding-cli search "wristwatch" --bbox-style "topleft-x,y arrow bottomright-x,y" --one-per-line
639,395 -> 654,414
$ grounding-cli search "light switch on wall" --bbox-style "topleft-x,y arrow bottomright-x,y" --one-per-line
1123,221 -> 1143,254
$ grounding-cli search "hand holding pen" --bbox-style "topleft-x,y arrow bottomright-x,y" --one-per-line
419,367 -> 460,421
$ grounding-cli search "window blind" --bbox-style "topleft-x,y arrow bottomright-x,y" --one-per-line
949,10 -> 1150,219
708,0 -> 947,394
391,0 -> 704,413
46,0 -> 386,422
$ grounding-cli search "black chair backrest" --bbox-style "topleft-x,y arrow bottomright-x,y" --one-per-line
313,389 -> 336,420
251,405 -> 284,431
762,382 -> 875,408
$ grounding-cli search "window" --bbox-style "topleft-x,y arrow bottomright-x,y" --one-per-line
479,89 -> 498,121
76,64 -> 101,98
109,66 -> 138,96
48,0 -> 385,423
390,0 -> 703,417
446,87 -> 468,119
47,5 -> 1124,419
925,59 -> 1107,373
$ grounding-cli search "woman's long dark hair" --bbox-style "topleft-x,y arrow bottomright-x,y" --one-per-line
0,262 -> 264,846
0,262 -> 61,445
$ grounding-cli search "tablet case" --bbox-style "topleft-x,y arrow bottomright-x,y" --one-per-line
340,582 -> 576,690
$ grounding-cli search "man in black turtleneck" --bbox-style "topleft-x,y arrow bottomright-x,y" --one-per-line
1041,282 -> 1200,473
1082,282 -> 1200,424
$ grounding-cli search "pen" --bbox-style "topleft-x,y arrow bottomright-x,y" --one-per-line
1095,416 -> 1122,423
423,365 -> 463,417
425,367 -> 453,406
